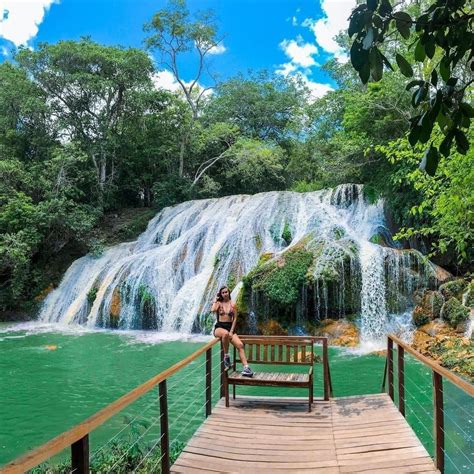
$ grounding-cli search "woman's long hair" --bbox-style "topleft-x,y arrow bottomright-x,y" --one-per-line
217,286 -> 231,302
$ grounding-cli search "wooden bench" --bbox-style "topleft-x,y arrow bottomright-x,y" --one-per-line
225,336 -> 315,412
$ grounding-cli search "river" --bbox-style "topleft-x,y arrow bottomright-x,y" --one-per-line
0,323 -> 471,472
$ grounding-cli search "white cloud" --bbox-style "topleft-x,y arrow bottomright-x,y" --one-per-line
152,70 -> 212,99
1,45 -> 9,56
275,62 -> 297,77
208,42 -> 226,55
300,75 -> 334,100
280,35 -> 318,68
152,70 -> 183,92
307,0 -> 356,62
0,0 -> 60,47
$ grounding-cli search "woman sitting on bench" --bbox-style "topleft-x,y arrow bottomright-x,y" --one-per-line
212,286 -> 254,377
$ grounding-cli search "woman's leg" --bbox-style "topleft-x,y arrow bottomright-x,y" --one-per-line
214,327 -> 230,353
230,334 -> 248,366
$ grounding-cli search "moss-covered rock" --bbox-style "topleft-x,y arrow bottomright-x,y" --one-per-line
413,306 -> 431,327
439,279 -> 468,301
412,290 -> 444,327
248,246 -> 313,306
441,297 -> 470,328
462,281 -> 474,307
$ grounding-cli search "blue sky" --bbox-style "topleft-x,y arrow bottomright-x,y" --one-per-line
0,0 -> 356,97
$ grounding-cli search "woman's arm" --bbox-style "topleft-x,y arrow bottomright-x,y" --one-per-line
229,302 -> 238,336
210,297 -> 219,313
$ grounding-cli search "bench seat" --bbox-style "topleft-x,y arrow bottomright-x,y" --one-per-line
228,371 -> 310,387
225,336 -> 315,412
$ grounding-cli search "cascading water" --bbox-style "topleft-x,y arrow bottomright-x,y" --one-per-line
40,185 -> 443,345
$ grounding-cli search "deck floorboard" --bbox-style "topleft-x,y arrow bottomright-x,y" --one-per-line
171,394 -> 438,473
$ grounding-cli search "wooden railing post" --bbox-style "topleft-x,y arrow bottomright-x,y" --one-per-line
220,342 -> 225,398
433,371 -> 445,473
159,380 -> 170,474
206,348 -> 212,417
71,435 -> 89,474
323,338 -> 330,401
387,337 -> 394,401
398,345 -> 405,417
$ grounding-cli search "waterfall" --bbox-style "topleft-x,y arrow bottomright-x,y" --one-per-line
40,185 -> 441,344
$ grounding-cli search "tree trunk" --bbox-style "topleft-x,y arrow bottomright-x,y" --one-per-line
179,135 -> 186,178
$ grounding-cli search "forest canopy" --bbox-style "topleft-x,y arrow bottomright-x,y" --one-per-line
0,0 -> 472,312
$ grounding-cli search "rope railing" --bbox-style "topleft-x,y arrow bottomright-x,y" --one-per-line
383,334 -> 474,474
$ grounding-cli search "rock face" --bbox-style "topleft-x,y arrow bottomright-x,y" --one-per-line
439,279 -> 468,301
412,322 -> 473,380
412,290 -> 444,327
312,319 -> 359,347
441,297 -> 470,329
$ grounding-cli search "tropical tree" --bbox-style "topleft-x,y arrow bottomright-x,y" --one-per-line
16,39 -> 154,202
347,0 -> 473,174
144,0 -> 223,177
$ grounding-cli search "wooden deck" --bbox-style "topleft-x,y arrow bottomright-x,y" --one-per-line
171,393 -> 438,473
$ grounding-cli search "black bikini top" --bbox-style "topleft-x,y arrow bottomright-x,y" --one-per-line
216,302 -> 234,322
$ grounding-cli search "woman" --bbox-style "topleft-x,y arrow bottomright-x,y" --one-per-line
212,286 -> 254,377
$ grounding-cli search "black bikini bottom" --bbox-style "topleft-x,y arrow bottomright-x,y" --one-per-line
214,321 -> 232,335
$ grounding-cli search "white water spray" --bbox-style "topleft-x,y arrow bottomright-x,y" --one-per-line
40,185 -> 440,344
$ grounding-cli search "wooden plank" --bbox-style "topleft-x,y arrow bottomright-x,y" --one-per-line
177,452 -> 340,470
183,446 -> 337,462
271,344 -> 275,362
171,394 -> 437,474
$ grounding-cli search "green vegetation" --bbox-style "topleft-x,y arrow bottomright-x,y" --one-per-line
246,247 -> 313,306
441,297 -> 469,328
32,423 -> 185,473
0,0 -> 472,314
348,0 -> 472,174
87,287 -> 98,305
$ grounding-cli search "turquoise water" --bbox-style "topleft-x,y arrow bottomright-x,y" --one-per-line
0,323 -> 471,472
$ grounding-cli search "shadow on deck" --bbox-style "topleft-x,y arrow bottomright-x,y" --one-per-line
172,393 -> 438,473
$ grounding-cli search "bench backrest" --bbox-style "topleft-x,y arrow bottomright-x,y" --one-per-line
233,336 -> 314,366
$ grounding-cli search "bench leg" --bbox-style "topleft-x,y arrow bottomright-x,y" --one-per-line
225,379 -> 230,407
309,383 -> 313,413
233,384 -> 236,400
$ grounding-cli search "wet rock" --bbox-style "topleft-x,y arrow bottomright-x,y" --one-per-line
258,319 -> 288,336
412,290 -> 444,327
313,319 -> 359,347
34,284 -> 55,302
462,281 -> 474,307
439,279 -> 468,301
110,288 -> 121,319
440,297 -> 470,329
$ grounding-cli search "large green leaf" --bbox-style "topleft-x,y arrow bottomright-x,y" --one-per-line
419,145 -> 439,176
369,48 -> 383,81
393,12 -> 412,39
455,130 -> 469,155
396,54 -> 413,77
414,40 -> 426,62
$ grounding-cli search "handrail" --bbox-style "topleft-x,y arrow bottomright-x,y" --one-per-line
383,334 -> 474,474
2,337 -> 219,474
388,334 -> 473,396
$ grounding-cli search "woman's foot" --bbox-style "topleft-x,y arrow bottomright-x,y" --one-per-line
224,354 -> 231,369
241,366 -> 254,377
